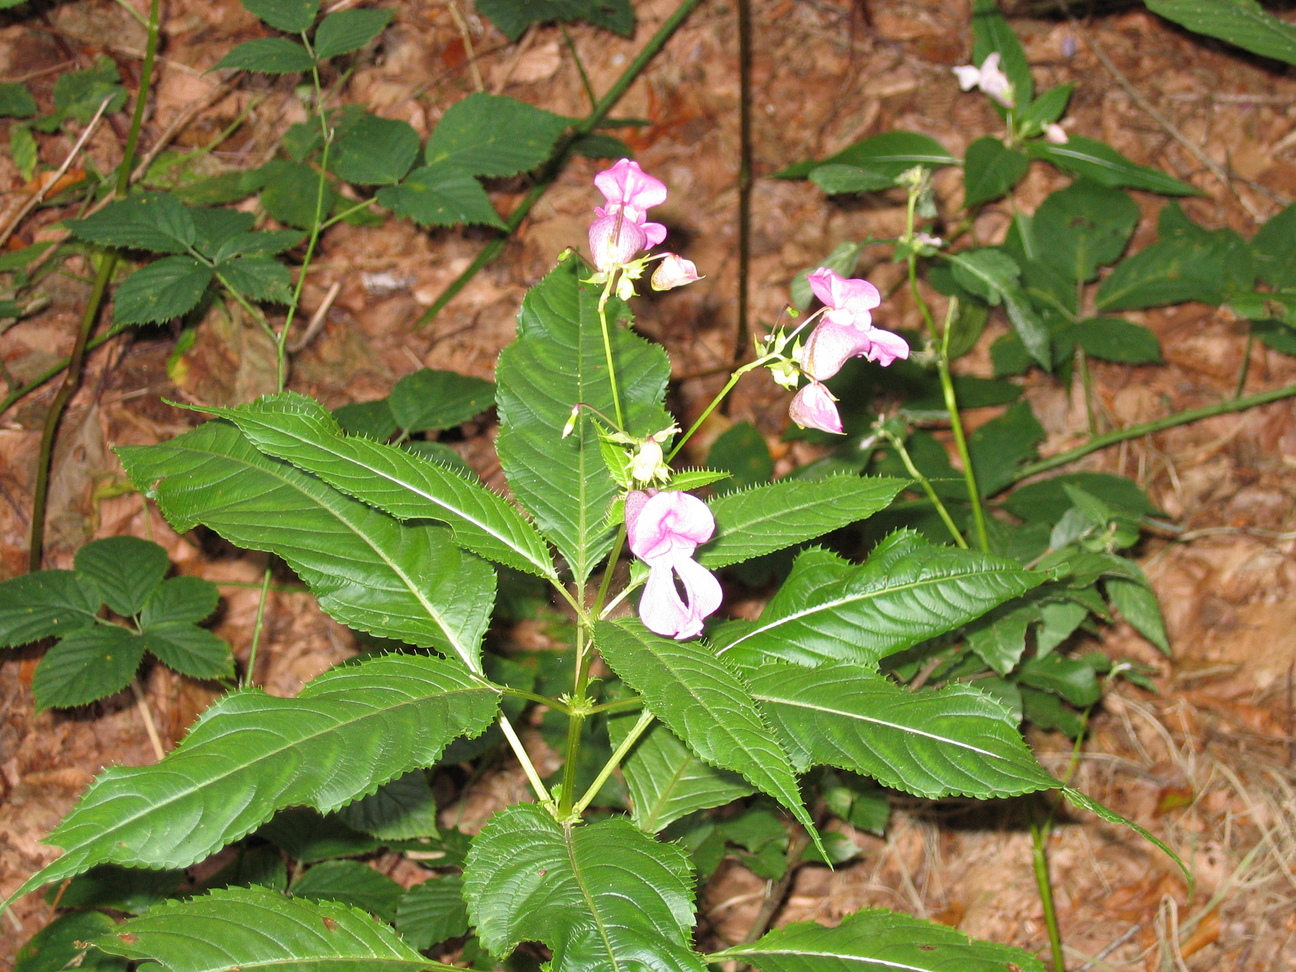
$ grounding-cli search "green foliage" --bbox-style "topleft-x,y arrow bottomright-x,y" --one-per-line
0,537 -> 231,710
0,82 -> 38,118
7,653 -> 499,901
291,860 -> 404,920
395,876 -> 471,949
216,38 -> 316,74
1027,135 -> 1197,195
15,910 -> 124,972
706,421 -> 773,491
496,252 -> 670,584
329,111 -> 420,186
242,0 -> 320,32
962,136 -> 1028,207
1146,0 -> 1296,65
474,0 -> 635,41
463,803 -> 705,972
94,887 -> 458,972
710,909 -> 1046,972
313,8 -> 394,59
775,131 -> 957,187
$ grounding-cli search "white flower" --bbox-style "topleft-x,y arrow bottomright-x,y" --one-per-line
952,52 -> 1015,108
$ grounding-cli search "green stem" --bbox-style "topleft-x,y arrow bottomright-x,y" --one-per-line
597,276 -> 625,429
1030,810 -> 1066,972
1008,382 -> 1296,486
593,524 -> 627,618
586,696 -> 643,715
933,298 -> 988,552
502,686 -> 572,714
414,0 -> 705,327
242,564 -> 273,689
1077,346 -> 1096,436
666,358 -> 766,462
560,25 -> 597,110
572,708 -> 653,816
558,623 -> 591,817
882,429 -> 967,548
1234,324 -> 1254,399
498,713 -> 557,813
28,0 -> 161,569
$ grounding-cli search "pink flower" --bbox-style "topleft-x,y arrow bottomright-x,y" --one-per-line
1044,123 -> 1068,145
799,267 -> 908,381
626,490 -> 722,640
952,52 -> 1015,108
650,253 -> 700,291
788,382 -> 843,435
589,159 -> 668,271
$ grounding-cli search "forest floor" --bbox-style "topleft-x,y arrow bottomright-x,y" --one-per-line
2,0 -> 1296,968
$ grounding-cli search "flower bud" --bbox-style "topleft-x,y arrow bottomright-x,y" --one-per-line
650,253 -> 700,291
788,381 -> 843,435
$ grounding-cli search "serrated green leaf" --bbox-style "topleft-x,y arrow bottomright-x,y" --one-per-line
8,654 -> 498,901
189,206 -> 255,252
962,137 -> 1028,207
17,910 -> 124,972
970,0 -> 1033,107
95,887 -> 458,972
334,398 -> 399,440
216,37 -> 316,74
74,536 -> 169,616
0,81 -> 37,117
774,131 -> 956,180
52,863 -> 185,914
141,623 -> 233,680
1097,223 -> 1254,310
474,0 -> 634,40
396,876 -> 470,949
707,421 -> 773,492
968,399 -> 1046,496
242,0 -> 319,31
52,58 -> 126,124
10,123 -> 37,182
112,257 -> 213,326
330,110 -> 418,186
118,421 -> 495,669
463,803 -> 705,972
609,714 -> 753,833
32,624 -> 144,710
1029,135 -> 1197,195
313,8 -> 391,60
964,598 -> 1036,675
0,570 -> 101,647
595,620 -> 820,851
337,770 -> 440,840
1106,572 -> 1169,653
376,163 -> 505,229
710,908 -> 1047,972
947,248 -> 1050,368
425,92 -> 569,177
291,860 -> 403,920
139,576 -> 219,627
66,193 -> 196,254
749,660 -> 1058,799
1062,786 -> 1191,888
1018,652 -> 1101,706
712,540 -> 1045,670
202,392 -> 554,581
496,252 -> 671,583
215,254 -> 293,304
389,367 -> 496,431
258,159 -> 336,229
206,228 -> 304,262
1146,0 -> 1296,65
1032,180 -> 1139,283
258,806 -> 383,862
700,476 -> 904,569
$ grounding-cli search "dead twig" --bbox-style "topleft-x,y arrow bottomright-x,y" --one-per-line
286,279 -> 343,353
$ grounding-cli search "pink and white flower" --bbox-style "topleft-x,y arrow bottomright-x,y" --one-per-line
626,490 -> 722,640
788,381 -> 843,435
799,267 -> 908,381
952,52 -> 1015,108
650,253 -> 700,291
589,159 -> 669,271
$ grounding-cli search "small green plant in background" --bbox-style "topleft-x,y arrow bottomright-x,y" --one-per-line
0,536 -> 232,710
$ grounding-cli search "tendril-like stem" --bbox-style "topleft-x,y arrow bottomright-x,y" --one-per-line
597,275 -> 626,430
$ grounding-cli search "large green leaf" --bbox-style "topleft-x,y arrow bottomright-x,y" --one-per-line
1028,136 -> 1196,195
1096,224 -> 1253,310
376,163 -> 506,229
203,393 -> 555,580
5,654 -> 498,903
94,887 -> 459,972
609,715 -> 753,834
699,476 -> 904,569
112,257 -> 213,326
73,536 -> 169,616
749,661 -> 1058,799
119,421 -> 495,671
595,620 -> 819,850
424,92 -> 570,177
496,252 -> 670,583
774,131 -> 957,180
329,110 -> 419,186
0,571 -> 100,647
1147,0 -> 1296,65
31,625 -> 145,710
711,538 -> 1045,670
462,803 -> 705,972
1032,180 -> 1139,283
65,193 -> 196,254
710,909 -> 1046,972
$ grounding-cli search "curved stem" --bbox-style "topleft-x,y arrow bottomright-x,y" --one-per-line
498,713 -> 556,813
572,708 -> 653,816
593,523 -> 627,619
242,564 -> 273,689
666,358 -> 766,462
881,429 -> 967,549
596,276 -> 625,429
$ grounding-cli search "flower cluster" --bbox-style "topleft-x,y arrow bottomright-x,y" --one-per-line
587,159 -> 699,294
626,490 -> 721,640
784,267 -> 909,434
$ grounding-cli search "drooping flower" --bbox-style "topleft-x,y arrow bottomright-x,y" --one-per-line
799,267 -> 909,381
1044,123 -> 1068,145
626,489 -> 722,640
651,253 -> 700,291
952,52 -> 1015,108
589,159 -> 668,271
788,381 -> 843,435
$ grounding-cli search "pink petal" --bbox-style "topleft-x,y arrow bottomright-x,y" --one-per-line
800,320 -> 872,382
807,267 -> 881,328
952,64 -> 981,91
788,382 -> 843,434
589,212 -> 647,270
651,253 -> 700,291
806,267 -> 842,310
860,327 -> 910,367
627,490 -> 715,561
638,555 -> 723,640
641,221 -> 668,249
594,159 -> 667,219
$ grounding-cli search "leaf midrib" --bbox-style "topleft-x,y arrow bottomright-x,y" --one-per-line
712,946 -> 931,972
563,822 -> 622,972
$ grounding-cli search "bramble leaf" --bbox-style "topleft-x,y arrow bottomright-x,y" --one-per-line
31,625 -> 144,710
241,0 -> 319,32
463,803 -> 705,972
66,193 -> 196,254
474,0 -> 634,42
425,92 -> 570,177
376,163 -> 506,229
330,111 -> 419,186
112,257 -> 213,326
215,38 -> 316,74
313,8 -> 393,60
6,653 -> 498,902
0,571 -> 100,647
